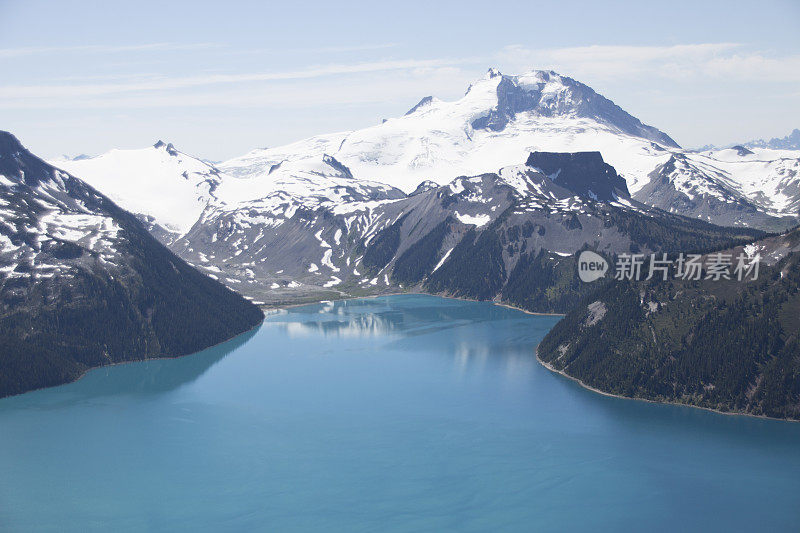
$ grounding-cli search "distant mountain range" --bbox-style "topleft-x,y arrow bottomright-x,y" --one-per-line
54,71 -> 800,247
63,145 -> 762,309
0,132 -> 263,397
46,68 -> 797,306
694,129 -> 800,152
745,128 -> 800,151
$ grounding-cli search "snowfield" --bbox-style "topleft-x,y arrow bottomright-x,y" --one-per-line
219,70 -> 678,195
52,141 -> 224,235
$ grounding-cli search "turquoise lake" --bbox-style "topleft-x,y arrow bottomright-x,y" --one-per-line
1,295 -> 799,532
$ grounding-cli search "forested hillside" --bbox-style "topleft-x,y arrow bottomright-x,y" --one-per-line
537,228 -> 800,419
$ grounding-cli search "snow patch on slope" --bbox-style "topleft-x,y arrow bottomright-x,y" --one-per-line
454,211 -> 491,227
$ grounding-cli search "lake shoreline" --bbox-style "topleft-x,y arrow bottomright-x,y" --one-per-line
6,294 -> 799,531
0,321 -> 265,401
14,291 -> 789,426
534,346 -> 799,424
262,291 -> 566,317
5,292 -> 556,400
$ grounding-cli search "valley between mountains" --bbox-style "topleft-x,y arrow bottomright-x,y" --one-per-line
2,68 -> 799,415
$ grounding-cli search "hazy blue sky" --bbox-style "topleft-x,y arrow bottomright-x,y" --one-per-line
1,0 -> 799,160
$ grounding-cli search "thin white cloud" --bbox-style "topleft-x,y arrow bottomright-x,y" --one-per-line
701,53 -> 800,82
0,58 -> 471,100
0,67 -> 471,110
2,43 -> 799,115
223,43 -> 401,56
0,42 -> 221,58
496,43 -> 800,82
306,43 -> 399,53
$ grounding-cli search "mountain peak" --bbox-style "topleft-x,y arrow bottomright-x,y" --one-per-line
0,131 -> 56,187
405,96 -> 436,116
410,180 -> 439,196
463,69 -> 679,148
731,145 -> 754,156
154,140 -> 178,156
0,130 -> 25,155
744,128 -> 800,151
486,67 -> 503,79
219,68 -> 686,194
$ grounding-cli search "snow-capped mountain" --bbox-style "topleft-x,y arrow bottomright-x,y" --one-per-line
0,131 -> 262,397
635,147 -> 800,230
168,153 -> 407,300
51,70 -> 799,243
51,141 -> 225,239
217,69 -> 798,230
219,69 -> 679,194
